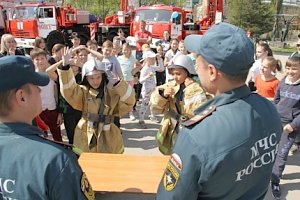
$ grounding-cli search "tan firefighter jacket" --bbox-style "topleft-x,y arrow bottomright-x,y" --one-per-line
150,80 -> 212,155
57,68 -> 135,153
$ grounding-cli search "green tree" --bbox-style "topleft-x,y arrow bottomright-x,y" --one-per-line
65,0 -> 119,19
228,0 -> 274,37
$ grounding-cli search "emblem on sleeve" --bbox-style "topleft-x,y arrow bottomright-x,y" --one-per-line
81,172 -> 95,200
163,162 -> 180,191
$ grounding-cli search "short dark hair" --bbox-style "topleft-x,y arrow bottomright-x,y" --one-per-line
102,40 -> 113,48
71,32 -> 80,40
51,43 -> 65,53
86,40 -> 98,47
221,70 -> 249,83
286,56 -> 300,68
30,48 -> 47,60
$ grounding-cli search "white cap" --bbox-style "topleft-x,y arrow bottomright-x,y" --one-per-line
142,50 -> 156,59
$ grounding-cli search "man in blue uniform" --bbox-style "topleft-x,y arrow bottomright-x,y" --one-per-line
156,22 -> 282,199
0,56 -> 94,200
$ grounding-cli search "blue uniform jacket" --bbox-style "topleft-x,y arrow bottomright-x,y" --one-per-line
275,77 -> 300,130
0,122 -> 90,200
157,85 -> 282,200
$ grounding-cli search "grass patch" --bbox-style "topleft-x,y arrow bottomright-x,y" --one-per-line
271,46 -> 297,53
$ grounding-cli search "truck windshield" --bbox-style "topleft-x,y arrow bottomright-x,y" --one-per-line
13,6 -> 37,19
135,9 -> 172,22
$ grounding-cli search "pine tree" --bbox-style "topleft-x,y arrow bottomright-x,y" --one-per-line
228,0 -> 274,37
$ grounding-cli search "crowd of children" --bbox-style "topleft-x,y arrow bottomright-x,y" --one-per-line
1,32 -> 300,182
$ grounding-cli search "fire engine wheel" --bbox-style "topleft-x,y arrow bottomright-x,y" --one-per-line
46,31 -> 66,52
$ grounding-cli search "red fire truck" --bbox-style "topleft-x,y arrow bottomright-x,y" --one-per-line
99,0 -> 224,47
1,0 -> 224,50
0,0 -> 96,51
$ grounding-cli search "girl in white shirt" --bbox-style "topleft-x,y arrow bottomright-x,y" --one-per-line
138,50 -> 164,127
164,39 -> 179,82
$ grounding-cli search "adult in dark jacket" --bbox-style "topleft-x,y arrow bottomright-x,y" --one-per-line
0,56 -> 94,200
0,34 -> 25,57
156,23 -> 282,200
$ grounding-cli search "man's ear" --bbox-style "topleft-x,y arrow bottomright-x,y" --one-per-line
14,89 -> 26,105
207,64 -> 219,82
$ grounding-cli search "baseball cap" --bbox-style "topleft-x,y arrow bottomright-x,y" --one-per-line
142,50 -> 156,59
184,22 -> 254,75
142,43 -> 150,51
0,56 -> 49,92
169,54 -> 197,75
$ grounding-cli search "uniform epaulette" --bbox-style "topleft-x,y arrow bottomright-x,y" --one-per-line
39,135 -> 83,156
182,105 -> 216,127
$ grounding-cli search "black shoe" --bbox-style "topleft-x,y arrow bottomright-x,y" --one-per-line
271,183 -> 281,200
43,131 -> 48,138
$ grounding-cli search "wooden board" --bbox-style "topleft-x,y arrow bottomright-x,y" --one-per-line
79,153 -> 169,194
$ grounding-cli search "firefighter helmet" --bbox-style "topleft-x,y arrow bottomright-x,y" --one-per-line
81,58 -> 105,81
168,54 -> 197,75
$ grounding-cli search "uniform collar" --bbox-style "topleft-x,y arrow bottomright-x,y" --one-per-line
194,85 -> 251,114
0,122 -> 42,136
89,87 -> 99,98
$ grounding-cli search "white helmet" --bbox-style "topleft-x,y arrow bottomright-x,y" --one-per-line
81,58 -> 106,81
168,54 -> 197,75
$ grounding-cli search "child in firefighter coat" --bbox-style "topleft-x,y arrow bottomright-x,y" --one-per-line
57,51 -> 135,153
150,54 -> 211,155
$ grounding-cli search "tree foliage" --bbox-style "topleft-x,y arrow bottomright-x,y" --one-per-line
227,0 -> 274,36
271,0 -> 283,14
65,0 -> 120,19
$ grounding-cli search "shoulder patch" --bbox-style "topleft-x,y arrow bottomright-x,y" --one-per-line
163,153 -> 182,191
81,172 -> 95,200
163,161 -> 179,191
182,105 -> 216,127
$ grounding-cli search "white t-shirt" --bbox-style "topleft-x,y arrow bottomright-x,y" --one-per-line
165,50 -> 180,82
249,59 -> 262,81
39,79 -> 56,111
102,56 -> 124,82
139,64 -> 164,95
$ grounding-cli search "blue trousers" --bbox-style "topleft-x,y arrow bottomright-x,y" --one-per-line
271,128 -> 298,184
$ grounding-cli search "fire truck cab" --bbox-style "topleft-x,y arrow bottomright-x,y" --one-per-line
126,4 -> 199,48
7,2 -> 90,50
9,4 -> 57,47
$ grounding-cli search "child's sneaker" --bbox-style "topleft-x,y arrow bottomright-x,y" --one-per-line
129,112 -> 136,121
290,144 -> 299,155
149,115 -> 159,123
138,120 -> 147,129
271,183 -> 281,200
